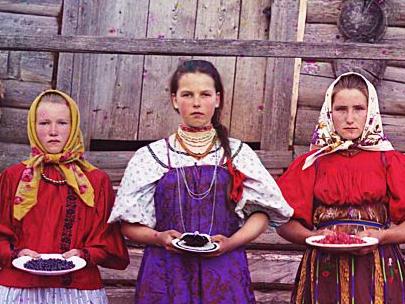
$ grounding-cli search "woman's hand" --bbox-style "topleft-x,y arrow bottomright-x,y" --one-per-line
62,249 -> 84,259
204,234 -> 236,257
344,229 -> 385,256
17,249 -> 40,258
155,230 -> 183,253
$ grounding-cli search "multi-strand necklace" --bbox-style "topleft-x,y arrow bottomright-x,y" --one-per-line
176,125 -> 217,160
174,135 -> 219,235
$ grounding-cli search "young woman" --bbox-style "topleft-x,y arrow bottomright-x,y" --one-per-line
0,90 -> 129,303
109,59 -> 293,303
277,72 -> 405,303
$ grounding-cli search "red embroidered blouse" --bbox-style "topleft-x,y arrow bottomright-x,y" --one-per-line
0,163 -> 129,289
277,150 -> 405,229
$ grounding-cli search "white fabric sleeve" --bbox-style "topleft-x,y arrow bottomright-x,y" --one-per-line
231,141 -> 294,227
107,143 -> 167,228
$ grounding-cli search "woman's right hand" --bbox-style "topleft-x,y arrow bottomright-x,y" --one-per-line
155,230 -> 182,253
17,249 -> 40,258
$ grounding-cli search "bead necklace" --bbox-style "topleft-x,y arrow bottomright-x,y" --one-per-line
174,141 -> 219,234
177,127 -> 216,144
40,166 -> 67,185
175,133 -> 217,160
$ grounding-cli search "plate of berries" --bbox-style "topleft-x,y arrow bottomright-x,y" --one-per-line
12,253 -> 86,276
172,231 -> 220,253
306,232 -> 379,252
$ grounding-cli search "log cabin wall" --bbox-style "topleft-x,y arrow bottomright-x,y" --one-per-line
1,1 -> 405,303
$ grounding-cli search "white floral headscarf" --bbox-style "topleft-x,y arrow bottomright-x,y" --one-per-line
302,72 -> 394,170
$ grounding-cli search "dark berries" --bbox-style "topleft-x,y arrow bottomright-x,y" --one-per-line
24,258 -> 75,271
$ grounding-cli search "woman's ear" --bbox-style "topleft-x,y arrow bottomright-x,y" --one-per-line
171,94 -> 178,109
215,93 -> 220,108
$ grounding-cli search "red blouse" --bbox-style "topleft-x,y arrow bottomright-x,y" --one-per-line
277,150 -> 405,229
0,163 -> 129,289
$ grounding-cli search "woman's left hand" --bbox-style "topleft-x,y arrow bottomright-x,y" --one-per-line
204,234 -> 237,257
62,249 -> 84,259
347,229 -> 386,256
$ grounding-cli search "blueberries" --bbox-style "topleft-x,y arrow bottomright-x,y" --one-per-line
24,258 -> 75,271
181,234 -> 209,247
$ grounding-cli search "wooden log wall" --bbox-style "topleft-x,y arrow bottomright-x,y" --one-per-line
295,0 -> 405,156
2,0 -> 405,303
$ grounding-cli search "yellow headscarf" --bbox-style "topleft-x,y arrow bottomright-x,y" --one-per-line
13,89 -> 96,220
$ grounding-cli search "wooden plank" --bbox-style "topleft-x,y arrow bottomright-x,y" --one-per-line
288,0 -> 308,147
0,51 -> 7,76
99,248 -> 301,286
7,51 -> 21,79
294,108 -> 405,152
1,79 -> 51,108
300,60 -> 405,85
89,0 -> 148,141
138,0 -> 197,140
305,23 -> 405,44
20,51 -> 54,83
105,287 -> 292,304
0,12 -> 58,35
3,34 -> 405,60
230,0 -> 268,141
194,0 -> 241,131
58,0 -> 149,146
0,107 -> 28,144
56,0 -> 79,94
307,0 -> 405,27
0,0 -> 62,17
261,0 -> 300,151
298,74 -> 405,116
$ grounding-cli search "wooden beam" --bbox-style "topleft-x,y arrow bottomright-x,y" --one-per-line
261,0 -> 300,151
307,0 -> 405,27
1,34 -> 405,60
0,142 -> 293,173
0,0 -> 62,17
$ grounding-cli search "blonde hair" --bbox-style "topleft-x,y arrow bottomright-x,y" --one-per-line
39,92 -> 68,105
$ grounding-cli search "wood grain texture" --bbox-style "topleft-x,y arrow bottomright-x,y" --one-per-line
0,107 -> 28,144
0,51 -> 8,77
89,0 -> 148,141
138,0 -> 197,140
230,0 -> 268,142
0,79 -> 50,108
3,34 -> 405,60
0,12 -> 58,35
306,0 -> 405,27
0,0 -> 62,17
19,51 -> 54,83
261,0 -> 300,151
194,0 -> 240,133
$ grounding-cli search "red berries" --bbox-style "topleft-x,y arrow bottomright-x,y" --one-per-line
315,232 -> 366,244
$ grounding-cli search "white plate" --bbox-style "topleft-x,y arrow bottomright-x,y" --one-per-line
172,238 -> 220,253
12,253 -> 86,276
305,235 -> 379,252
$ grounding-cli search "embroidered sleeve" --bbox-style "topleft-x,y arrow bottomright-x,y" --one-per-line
108,142 -> 167,228
231,141 -> 293,227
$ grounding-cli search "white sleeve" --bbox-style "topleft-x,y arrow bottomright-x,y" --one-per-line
232,142 -> 293,227
108,144 -> 167,228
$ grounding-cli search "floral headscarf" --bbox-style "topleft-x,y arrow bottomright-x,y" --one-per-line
302,72 -> 394,170
13,89 -> 96,220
